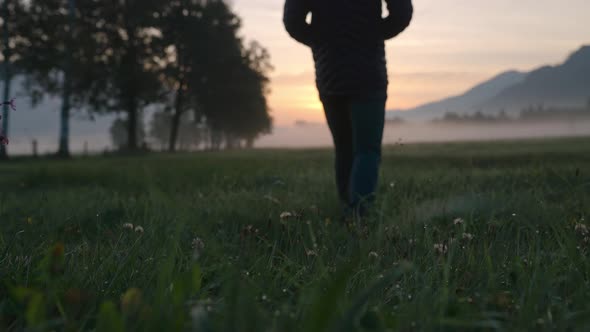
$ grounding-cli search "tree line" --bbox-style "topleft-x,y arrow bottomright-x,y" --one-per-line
432,99 -> 590,125
0,0 -> 272,157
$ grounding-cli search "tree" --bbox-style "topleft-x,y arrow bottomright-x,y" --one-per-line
185,1 -> 272,149
19,0 -> 100,157
155,0 -> 272,151
149,110 -> 204,151
85,0 -> 166,151
227,40 -> 273,147
110,117 -> 145,150
0,0 -> 27,158
156,0 -> 209,152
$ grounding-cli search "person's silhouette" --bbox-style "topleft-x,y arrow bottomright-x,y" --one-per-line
284,0 -> 413,219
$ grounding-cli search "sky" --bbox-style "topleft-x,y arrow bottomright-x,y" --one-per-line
231,0 -> 590,126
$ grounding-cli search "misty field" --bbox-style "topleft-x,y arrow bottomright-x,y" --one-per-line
1,137 -> 590,331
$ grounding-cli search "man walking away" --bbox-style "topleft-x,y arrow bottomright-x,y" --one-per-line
283,0 -> 413,219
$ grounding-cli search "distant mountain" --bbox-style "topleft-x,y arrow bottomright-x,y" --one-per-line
390,45 -> 590,121
484,46 -> 590,110
390,71 -> 526,121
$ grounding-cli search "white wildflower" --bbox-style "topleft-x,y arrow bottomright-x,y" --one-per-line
122,223 -> 134,230
134,225 -> 144,234
368,251 -> 379,259
280,211 -> 293,219
462,233 -> 474,241
453,218 -> 464,225
575,223 -> 589,236
306,249 -> 317,257
434,243 -> 448,255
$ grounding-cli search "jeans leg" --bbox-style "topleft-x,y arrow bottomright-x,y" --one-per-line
349,92 -> 387,214
321,95 -> 354,207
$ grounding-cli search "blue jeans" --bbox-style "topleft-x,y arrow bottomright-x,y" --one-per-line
321,91 -> 387,216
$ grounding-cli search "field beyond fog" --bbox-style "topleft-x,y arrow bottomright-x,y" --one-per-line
1,137 -> 590,331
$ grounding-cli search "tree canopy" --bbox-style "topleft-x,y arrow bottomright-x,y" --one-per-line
9,0 -> 273,152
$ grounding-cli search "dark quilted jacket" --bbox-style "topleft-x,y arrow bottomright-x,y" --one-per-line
283,0 -> 413,97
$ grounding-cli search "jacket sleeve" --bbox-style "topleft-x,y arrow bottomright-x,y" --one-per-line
382,0 -> 413,40
283,0 -> 313,46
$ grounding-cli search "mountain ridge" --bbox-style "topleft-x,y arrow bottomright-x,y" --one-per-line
390,45 -> 590,121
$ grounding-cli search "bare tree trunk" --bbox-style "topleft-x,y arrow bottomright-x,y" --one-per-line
0,0 -> 12,159
168,81 -> 184,152
58,78 -> 71,157
58,0 -> 76,158
127,97 -> 138,150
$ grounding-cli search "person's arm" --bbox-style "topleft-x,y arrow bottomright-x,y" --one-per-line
283,0 -> 313,46
382,0 -> 413,40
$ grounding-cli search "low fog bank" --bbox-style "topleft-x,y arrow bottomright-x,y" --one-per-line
6,115 -> 116,156
5,119 -> 589,156
256,120 -> 590,148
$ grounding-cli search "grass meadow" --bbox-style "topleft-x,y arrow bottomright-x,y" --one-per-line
1,137 -> 590,331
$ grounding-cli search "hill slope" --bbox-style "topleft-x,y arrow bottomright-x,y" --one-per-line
392,45 -> 590,121
390,71 -> 525,120
484,45 -> 590,111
